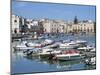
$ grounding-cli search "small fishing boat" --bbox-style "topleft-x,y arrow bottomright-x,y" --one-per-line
55,50 -> 84,61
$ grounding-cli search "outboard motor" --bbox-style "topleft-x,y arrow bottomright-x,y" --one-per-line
27,51 -> 33,56
25,43 -> 29,47
48,54 -> 55,60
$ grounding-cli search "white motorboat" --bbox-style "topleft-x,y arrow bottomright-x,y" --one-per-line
44,42 -> 60,48
62,40 -> 71,43
90,48 -> 96,53
38,48 -> 54,55
37,48 -> 54,58
14,45 -> 33,50
62,39 -> 87,44
75,40 -> 87,44
43,39 -> 54,45
55,50 -> 84,61
90,57 -> 96,65
77,46 -> 94,52
14,41 -> 33,50
26,39 -> 54,48
37,48 -> 62,58
85,57 -> 96,65
59,42 -> 79,49
59,39 -> 87,49
27,42 -> 43,48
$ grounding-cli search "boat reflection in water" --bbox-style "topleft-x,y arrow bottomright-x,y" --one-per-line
24,55 -> 86,71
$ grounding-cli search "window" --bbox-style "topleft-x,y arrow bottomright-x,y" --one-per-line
14,20 -> 17,22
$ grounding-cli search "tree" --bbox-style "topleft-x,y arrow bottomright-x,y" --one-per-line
94,22 -> 96,33
74,16 -> 78,24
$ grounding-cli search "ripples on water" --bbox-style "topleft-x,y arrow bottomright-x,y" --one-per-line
11,34 -> 96,74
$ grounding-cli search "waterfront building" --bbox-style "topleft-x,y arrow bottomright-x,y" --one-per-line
66,20 -> 95,34
78,21 -> 95,33
42,19 -> 52,33
54,20 -> 67,33
12,14 -> 28,34
66,24 -> 73,33
11,14 -> 20,34
42,19 -> 67,33
26,19 -> 44,34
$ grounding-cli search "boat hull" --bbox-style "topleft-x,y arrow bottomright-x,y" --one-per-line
14,47 -> 33,50
56,55 -> 84,61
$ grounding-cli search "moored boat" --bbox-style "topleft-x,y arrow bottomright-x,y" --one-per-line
13,41 -> 33,50
85,57 -> 96,65
77,46 -> 94,52
59,42 -> 79,49
37,48 -> 62,59
75,40 -> 87,45
27,42 -> 43,48
54,50 -> 84,61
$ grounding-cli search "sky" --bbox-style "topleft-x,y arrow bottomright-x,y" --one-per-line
12,0 -> 96,21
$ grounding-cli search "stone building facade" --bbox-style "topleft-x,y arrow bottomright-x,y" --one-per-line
42,19 -> 67,33
66,21 -> 95,34
12,14 -> 20,34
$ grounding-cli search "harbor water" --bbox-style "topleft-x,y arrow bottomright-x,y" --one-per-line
11,34 -> 96,74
